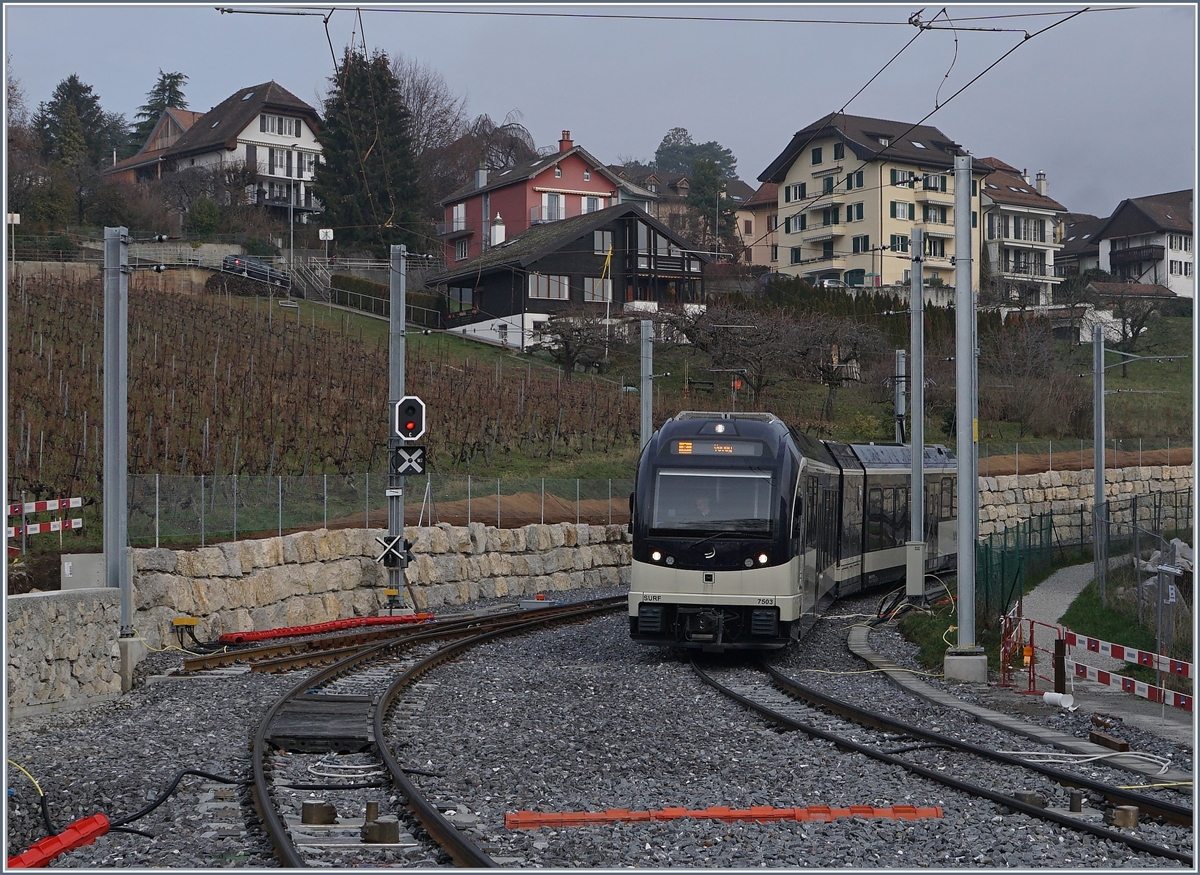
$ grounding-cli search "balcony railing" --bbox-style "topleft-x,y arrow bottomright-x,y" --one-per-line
999,262 -> 1051,277
1109,244 -> 1165,264
436,219 -> 471,236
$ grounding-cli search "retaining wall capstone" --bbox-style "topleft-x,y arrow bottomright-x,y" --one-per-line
6,522 -> 631,719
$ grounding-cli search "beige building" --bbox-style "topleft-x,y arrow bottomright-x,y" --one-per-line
758,113 -> 988,288
734,182 -> 778,268
977,158 -> 1067,307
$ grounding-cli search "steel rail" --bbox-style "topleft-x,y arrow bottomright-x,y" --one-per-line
760,662 -> 1193,826
372,599 -> 625,868
251,596 -> 624,867
188,601 -> 603,672
691,660 -> 1192,866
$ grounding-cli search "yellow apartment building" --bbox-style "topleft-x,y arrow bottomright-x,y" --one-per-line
758,113 -> 990,289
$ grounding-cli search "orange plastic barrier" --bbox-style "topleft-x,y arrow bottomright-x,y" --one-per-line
8,813 -> 110,868
218,613 -> 436,644
506,804 -> 942,829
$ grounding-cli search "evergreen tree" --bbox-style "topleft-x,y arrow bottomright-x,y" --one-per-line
312,47 -> 423,256
33,74 -> 129,166
654,126 -> 738,178
131,70 -> 189,149
687,157 -> 735,249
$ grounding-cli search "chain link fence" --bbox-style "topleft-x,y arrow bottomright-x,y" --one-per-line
976,438 -> 1187,476
127,474 -> 635,547
976,489 -> 1194,633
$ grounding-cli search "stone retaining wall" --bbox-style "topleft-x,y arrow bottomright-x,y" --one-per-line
977,464 -> 1193,539
6,522 -> 630,718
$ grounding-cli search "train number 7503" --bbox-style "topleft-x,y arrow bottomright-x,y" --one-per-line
756,598 -> 775,605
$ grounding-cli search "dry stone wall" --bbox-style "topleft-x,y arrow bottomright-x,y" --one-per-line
9,467 -> 1191,717
977,464 -> 1193,539
6,522 -> 630,718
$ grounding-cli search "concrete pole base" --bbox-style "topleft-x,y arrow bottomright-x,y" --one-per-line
943,649 -> 989,683
118,637 -> 149,693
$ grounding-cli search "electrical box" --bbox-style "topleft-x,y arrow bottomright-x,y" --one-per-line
61,553 -> 105,590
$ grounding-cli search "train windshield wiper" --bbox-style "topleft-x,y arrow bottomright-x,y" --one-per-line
686,521 -> 771,549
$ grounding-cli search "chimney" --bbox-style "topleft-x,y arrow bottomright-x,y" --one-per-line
475,164 -> 488,189
1035,170 -> 1047,196
490,213 -> 505,247
558,130 -> 573,153
1022,168 -> 1030,185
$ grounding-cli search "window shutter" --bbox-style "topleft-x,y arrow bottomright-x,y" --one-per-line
260,116 -> 266,133
246,144 -> 257,172
941,175 -> 947,192
890,168 -> 897,185
890,201 -> 896,219
846,174 -> 852,190
856,170 -> 864,188
785,186 -> 791,203
800,214 -> 806,231
800,183 -> 806,199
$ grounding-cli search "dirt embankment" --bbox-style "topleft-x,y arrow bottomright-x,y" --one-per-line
979,447 -> 1191,478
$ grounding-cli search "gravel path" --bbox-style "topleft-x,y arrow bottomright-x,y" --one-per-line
5,586 -> 1193,868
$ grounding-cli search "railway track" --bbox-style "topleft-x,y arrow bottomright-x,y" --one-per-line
691,658 -> 1194,866
249,596 -> 625,867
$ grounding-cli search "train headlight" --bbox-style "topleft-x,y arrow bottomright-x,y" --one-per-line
758,553 -> 769,565
651,550 -> 662,562
665,556 -> 675,566
744,558 -> 753,568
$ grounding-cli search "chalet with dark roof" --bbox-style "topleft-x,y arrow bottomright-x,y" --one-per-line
1092,189 -> 1193,297
1055,214 -> 1105,279
426,203 -> 708,349
102,81 -> 324,223
437,131 -> 655,268
758,113 -> 989,288
104,108 -> 205,184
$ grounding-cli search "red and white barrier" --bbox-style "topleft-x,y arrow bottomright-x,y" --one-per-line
7,518 -> 84,538
8,497 -> 83,516
1063,631 -> 1193,680
1068,659 -> 1193,712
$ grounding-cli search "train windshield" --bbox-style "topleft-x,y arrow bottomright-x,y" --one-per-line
651,470 -> 774,533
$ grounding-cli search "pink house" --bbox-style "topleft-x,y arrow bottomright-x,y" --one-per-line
437,131 -> 654,267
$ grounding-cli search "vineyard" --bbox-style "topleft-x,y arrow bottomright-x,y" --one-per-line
6,274 -> 646,502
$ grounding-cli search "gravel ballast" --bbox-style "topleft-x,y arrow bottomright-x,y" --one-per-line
5,586 -> 1193,868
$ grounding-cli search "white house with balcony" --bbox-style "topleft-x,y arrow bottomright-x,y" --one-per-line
978,158 -> 1066,307
104,81 -> 323,225
1093,189 -> 1193,299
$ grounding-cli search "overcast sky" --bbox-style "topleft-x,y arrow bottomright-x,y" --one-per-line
4,3 -> 1196,218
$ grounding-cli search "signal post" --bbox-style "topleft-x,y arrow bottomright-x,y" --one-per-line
380,245 -> 424,609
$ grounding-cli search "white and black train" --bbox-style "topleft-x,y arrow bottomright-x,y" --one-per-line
628,411 -> 958,650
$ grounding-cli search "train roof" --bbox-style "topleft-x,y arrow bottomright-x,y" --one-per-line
847,443 -> 956,469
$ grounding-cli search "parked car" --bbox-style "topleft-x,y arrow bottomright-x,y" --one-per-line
815,277 -> 848,289
222,254 -> 290,287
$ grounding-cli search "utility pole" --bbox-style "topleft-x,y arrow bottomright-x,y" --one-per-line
1093,323 -> 1106,602
640,320 -> 653,449
103,227 -> 131,637
945,154 -> 986,682
906,227 -> 925,599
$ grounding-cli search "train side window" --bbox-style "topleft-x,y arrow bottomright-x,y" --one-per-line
791,483 -> 804,539
896,487 -> 909,542
805,476 -> 819,548
867,487 -> 883,552
882,488 -> 895,548
940,478 -> 953,520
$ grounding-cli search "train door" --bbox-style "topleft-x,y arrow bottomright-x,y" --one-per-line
925,480 -> 940,559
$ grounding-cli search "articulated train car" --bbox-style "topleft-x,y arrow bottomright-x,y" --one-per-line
628,411 -> 957,651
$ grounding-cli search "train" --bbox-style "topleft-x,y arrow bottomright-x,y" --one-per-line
627,411 -> 958,651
